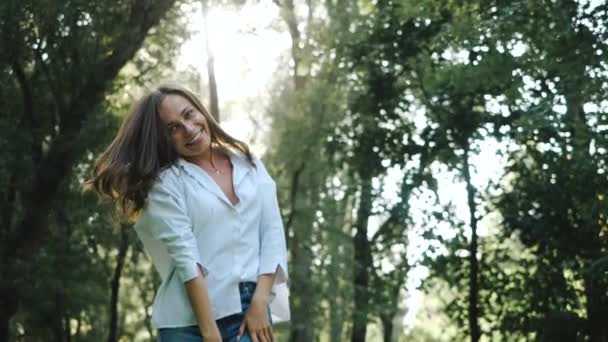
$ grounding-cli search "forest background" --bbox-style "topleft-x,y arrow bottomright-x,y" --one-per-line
1,0 -> 607,341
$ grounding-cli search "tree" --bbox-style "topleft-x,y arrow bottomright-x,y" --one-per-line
486,1 -> 608,339
0,0 -> 184,339
416,1 -> 608,340
201,0 -> 220,121
268,0 -> 339,340
326,1 -> 447,339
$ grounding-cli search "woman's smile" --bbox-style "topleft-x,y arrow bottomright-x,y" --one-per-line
186,129 -> 206,147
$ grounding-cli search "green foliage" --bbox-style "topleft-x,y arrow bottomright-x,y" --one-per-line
0,0 -> 191,340
417,0 -> 608,340
4,0 -> 608,340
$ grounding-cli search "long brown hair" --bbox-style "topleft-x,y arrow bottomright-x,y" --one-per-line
87,84 -> 254,220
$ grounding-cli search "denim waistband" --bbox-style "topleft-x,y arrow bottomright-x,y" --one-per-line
239,281 -> 257,294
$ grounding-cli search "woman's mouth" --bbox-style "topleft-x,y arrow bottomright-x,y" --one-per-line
186,129 -> 205,147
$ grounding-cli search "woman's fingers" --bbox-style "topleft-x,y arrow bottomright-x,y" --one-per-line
238,320 -> 246,340
249,327 -> 273,342
262,326 -> 273,342
241,308 -> 272,342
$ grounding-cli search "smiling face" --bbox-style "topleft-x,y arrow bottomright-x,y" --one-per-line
158,94 -> 213,161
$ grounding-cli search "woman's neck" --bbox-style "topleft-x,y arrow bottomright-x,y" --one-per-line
188,145 -> 228,170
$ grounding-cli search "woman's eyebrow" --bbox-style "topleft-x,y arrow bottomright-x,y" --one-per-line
166,107 -> 191,127
179,106 -> 191,117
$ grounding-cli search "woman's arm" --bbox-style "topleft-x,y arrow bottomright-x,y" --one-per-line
185,267 -> 222,341
239,273 -> 276,342
136,174 -> 221,340
238,158 -> 290,342
255,159 -> 289,285
252,273 -> 275,305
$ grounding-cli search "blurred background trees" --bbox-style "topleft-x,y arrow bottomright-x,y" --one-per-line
1,0 -> 607,341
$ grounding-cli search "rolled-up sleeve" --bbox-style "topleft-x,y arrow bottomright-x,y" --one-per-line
256,159 -> 289,284
137,173 -> 205,283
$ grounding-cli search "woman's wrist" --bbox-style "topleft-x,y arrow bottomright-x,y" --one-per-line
253,273 -> 275,305
200,321 -> 220,338
252,291 -> 271,306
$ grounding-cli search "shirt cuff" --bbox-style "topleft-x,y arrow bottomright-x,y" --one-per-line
258,261 -> 288,285
178,261 -> 209,283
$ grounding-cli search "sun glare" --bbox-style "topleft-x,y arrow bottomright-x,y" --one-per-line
179,1 -> 291,153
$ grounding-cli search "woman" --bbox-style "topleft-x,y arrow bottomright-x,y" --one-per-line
89,85 -> 289,342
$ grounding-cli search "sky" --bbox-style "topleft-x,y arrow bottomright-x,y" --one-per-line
176,0 -> 513,331
178,1 -> 290,154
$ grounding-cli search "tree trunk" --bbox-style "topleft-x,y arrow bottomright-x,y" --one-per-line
108,225 -> 130,342
462,144 -> 480,342
52,292 -> 66,342
276,0 -> 307,90
0,287 -> 18,342
376,266 -> 407,342
139,275 -> 156,340
380,315 -> 393,342
582,232 -> 608,342
584,271 -> 608,342
75,314 -> 82,338
288,216 -> 315,342
329,293 -> 344,342
201,0 -> 219,122
274,1 -> 315,341
351,178 -> 373,342
329,192 -> 354,342
64,315 -> 72,342
562,73 -> 608,342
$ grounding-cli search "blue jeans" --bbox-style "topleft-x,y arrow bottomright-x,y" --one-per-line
158,282 -> 269,342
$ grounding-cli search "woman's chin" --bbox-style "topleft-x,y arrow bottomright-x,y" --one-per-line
180,143 -> 211,158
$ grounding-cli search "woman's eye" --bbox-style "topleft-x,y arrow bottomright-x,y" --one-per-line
184,109 -> 193,119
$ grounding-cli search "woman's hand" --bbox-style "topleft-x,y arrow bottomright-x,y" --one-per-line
238,297 -> 273,342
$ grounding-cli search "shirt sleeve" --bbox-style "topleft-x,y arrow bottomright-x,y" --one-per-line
136,172 -> 205,283
256,158 -> 289,284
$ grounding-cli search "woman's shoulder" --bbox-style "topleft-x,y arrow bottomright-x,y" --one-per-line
225,148 -> 273,182
159,163 -> 183,180
150,163 -> 185,194
250,156 -> 275,184
223,147 -> 260,170
134,164 -> 185,225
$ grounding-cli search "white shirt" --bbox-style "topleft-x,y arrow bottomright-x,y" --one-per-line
134,149 -> 290,328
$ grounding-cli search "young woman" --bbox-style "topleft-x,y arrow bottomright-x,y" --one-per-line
89,85 -> 289,342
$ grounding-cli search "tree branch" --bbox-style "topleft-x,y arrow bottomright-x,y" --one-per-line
11,60 -> 41,163
8,0 -> 179,261
34,45 -> 66,115
412,66 -> 456,117
284,162 -> 306,232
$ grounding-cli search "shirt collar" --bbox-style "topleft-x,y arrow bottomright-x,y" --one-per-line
176,148 -> 253,207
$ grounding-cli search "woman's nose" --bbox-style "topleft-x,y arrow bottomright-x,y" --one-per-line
184,122 -> 197,135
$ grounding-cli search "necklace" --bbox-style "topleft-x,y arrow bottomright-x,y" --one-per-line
199,149 -> 227,175
201,162 -> 222,175
207,159 -> 224,175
